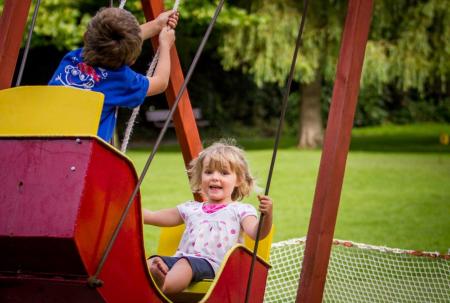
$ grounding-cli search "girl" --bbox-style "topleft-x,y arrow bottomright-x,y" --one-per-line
143,141 -> 273,295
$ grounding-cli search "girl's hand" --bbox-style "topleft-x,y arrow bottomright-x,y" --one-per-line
158,26 -> 175,48
156,10 -> 179,30
257,195 -> 273,216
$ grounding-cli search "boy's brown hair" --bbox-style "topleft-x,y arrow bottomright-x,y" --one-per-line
83,7 -> 142,69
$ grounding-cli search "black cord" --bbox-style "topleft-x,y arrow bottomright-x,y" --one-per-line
244,0 -> 309,302
15,0 -> 41,87
88,0 -> 226,287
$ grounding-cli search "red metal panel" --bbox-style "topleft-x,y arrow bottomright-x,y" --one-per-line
0,139 -> 92,276
296,1 -> 374,302
205,247 -> 270,303
0,0 -> 32,89
0,138 -> 167,302
141,0 -> 204,167
0,278 -> 105,303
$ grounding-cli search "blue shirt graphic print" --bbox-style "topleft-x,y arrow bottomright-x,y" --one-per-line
49,48 -> 149,142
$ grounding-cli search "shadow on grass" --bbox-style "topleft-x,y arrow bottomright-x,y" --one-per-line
128,124 -> 450,154
129,135 -> 450,153
235,133 -> 450,153
349,134 -> 450,153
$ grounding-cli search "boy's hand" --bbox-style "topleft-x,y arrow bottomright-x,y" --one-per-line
257,195 -> 273,216
156,10 -> 179,30
159,26 -> 175,48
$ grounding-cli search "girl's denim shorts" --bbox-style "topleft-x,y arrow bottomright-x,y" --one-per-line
151,255 -> 215,282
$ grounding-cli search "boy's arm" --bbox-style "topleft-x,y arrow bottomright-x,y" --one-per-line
143,207 -> 183,227
241,195 -> 273,240
140,10 -> 179,40
146,26 -> 175,96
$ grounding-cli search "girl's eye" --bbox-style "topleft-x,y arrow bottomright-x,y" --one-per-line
204,170 -> 212,175
221,170 -> 230,175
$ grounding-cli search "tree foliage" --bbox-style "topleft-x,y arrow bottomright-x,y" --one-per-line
218,0 -> 449,94
1,0 -> 448,130
0,0 -> 91,50
366,0 -> 449,93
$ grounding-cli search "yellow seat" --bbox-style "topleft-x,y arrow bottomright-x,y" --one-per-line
155,222 -> 274,301
0,86 -> 103,136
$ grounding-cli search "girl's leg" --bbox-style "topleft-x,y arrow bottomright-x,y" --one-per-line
147,257 -> 169,288
161,258 -> 193,295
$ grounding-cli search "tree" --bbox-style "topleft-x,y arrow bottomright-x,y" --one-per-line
218,0 -> 450,148
2,0 -> 448,141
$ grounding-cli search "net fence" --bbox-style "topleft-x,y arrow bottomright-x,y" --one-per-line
264,238 -> 450,302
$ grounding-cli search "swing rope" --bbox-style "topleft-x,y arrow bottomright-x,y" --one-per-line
120,0 -> 181,153
118,0 -> 127,9
244,0 -> 309,302
87,0 -> 225,288
15,0 -> 42,87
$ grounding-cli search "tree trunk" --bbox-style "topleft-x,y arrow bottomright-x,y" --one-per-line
298,75 -> 323,149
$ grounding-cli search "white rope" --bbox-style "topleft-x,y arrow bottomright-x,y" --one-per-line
120,0 -> 181,153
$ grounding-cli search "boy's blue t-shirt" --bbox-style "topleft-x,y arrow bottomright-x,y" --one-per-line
48,48 -> 149,142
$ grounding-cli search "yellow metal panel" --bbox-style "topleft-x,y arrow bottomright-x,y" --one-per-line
0,86 -> 104,136
244,225 -> 274,262
157,224 -> 186,256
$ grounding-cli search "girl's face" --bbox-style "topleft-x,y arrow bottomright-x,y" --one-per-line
200,158 -> 239,204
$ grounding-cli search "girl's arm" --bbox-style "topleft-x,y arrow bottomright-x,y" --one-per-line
140,10 -> 179,40
241,195 -> 273,240
143,207 -> 183,227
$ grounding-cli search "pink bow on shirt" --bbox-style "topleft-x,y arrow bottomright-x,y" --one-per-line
202,203 -> 227,214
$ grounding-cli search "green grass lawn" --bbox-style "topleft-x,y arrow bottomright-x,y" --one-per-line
127,123 -> 450,256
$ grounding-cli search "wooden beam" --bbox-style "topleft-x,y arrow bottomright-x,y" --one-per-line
140,0 -> 203,168
0,0 -> 32,89
296,1 -> 373,302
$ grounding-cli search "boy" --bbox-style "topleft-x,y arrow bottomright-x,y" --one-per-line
49,7 -> 178,142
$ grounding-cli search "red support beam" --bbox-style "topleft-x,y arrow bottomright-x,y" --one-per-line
0,0 -> 32,89
140,0 -> 203,168
296,1 -> 373,302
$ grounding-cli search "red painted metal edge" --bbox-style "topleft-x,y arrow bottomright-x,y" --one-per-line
0,0 -> 32,89
296,1 -> 373,302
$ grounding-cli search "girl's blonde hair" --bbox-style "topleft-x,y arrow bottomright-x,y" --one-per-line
188,140 -> 255,201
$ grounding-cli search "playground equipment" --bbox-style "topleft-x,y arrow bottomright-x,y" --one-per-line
7,0 -> 445,303
0,86 -> 272,303
0,0 -> 275,301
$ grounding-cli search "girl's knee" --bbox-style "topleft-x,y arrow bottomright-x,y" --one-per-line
148,256 -> 161,266
161,280 -> 188,295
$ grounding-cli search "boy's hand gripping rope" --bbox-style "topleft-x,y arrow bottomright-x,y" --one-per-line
120,0 -> 181,153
